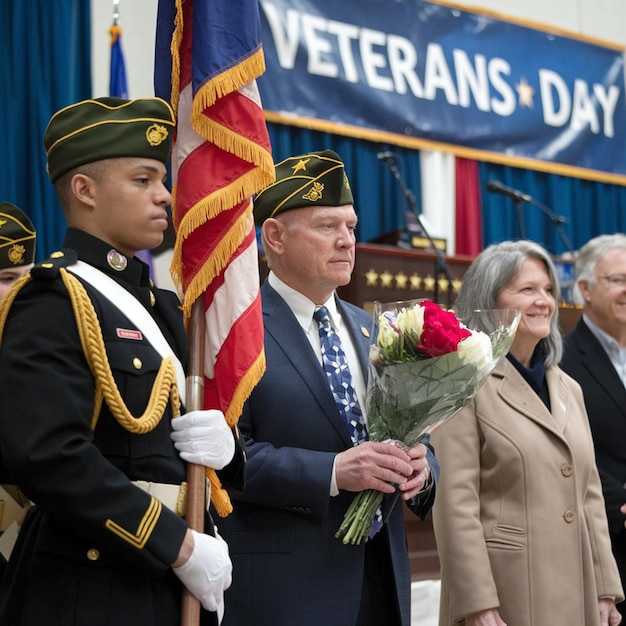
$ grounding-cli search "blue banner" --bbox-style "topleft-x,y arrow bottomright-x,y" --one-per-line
258,0 -> 626,182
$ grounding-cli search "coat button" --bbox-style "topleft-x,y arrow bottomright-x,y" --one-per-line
563,510 -> 575,523
87,548 -> 100,561
561,464 -> 573,477
132,357 -> 143,370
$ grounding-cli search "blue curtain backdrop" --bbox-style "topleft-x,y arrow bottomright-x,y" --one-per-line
0,1 -> 91,261
269,122 -> 626,258
479,162 -> 626,257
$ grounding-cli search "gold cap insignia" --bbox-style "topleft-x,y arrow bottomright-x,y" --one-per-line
302,182 -> 324,202
146,123 -> 169,147
8,244 -> 25,265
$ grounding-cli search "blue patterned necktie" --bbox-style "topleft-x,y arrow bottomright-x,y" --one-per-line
314,306 -> 383,539
314,306 -> 368,446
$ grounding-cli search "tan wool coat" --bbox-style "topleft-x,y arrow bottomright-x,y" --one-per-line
431,358 -> 623,626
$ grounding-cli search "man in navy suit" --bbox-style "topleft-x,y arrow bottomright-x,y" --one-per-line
561,233 -> 626,617
218,150 -> 438,626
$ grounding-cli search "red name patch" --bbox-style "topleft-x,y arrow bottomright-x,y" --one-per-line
117,328 -> 143,341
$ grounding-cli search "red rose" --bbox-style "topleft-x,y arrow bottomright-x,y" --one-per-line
417,301 -> 471,357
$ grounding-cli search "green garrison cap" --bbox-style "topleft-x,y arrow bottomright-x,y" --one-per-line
253,149 -> 353,225
44,97 -> 176,183
0,202 -> 36,269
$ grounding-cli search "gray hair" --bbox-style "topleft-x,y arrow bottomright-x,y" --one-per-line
454,240 -> 562,367
575,233 -> 626,285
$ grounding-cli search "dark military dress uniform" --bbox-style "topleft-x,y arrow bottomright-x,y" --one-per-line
0,228 -> 223,625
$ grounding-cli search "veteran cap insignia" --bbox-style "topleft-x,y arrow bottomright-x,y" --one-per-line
303,182 -> 325,202
146,124 -> 169,147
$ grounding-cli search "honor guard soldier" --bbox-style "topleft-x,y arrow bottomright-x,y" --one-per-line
0,98 -> 242,625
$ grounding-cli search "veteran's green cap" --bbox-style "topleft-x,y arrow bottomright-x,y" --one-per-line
0,203 -> 36,269
44,97 -> 176,183
253,149 -> 353,225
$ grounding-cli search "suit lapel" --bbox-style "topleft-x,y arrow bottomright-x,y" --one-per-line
575,321 -> 626,411
495,358 -> 568,439
545,367 -> 569,432
262,283 -> 353,447
336,298 -> 371,377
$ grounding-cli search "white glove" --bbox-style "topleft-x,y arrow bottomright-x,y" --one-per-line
173,529 -> 232,618
171,409 -> 235,469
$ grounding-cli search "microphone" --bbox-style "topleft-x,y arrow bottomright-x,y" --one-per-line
486,180 -> 532,203
377,151 -> 397,162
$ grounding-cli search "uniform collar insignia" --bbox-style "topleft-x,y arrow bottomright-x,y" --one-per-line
107,249 -> 127,271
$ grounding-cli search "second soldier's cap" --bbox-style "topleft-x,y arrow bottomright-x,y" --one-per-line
0,202 -> 36,269
43,97 -> 176,183
253,149 -> 353,225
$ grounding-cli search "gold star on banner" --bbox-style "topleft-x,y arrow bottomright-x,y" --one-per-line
380,270 -> 394,287
516,77 -> 535,108
423,275 -> 436,291
365,268 -> 379,286
395,272 -> 408,289
409,274 -> 422,290
453,278 -> 463,293
291,158 -> 310,174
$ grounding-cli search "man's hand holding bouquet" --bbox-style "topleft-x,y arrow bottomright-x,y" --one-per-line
335,299 -> 520,545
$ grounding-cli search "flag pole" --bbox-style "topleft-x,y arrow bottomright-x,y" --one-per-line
181,298 -> 207,625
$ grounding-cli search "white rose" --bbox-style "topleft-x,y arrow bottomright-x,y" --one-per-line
396,304 -> 425,338
457,330 -> 493,369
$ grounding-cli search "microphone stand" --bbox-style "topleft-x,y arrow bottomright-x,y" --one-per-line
527,198 -> 574,256
508,194 -> 573,256
380,156 -> 455,307
514,198 -> 526,240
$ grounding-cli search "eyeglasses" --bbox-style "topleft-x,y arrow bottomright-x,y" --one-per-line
598,275 -> 626,288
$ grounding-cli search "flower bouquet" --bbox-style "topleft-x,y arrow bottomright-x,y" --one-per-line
335,299 -> 520,545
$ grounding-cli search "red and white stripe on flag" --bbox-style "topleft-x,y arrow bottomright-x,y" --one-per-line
163,0 -> 274,515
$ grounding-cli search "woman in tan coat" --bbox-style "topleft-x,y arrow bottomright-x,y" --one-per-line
432,240 -> 623,626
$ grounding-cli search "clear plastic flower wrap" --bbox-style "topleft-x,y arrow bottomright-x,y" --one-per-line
336,300 -> 520,545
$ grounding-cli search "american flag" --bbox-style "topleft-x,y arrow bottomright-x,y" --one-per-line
155,0 -> 274,516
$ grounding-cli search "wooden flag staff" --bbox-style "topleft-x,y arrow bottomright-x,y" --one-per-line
181,298 -> 207,625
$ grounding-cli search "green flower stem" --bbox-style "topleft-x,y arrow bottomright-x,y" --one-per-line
335,489 -> 385,545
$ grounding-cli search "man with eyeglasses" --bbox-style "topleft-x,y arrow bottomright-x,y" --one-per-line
561,233 -> 626,617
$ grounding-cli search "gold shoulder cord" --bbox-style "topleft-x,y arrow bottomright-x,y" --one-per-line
0,270 -> 180,433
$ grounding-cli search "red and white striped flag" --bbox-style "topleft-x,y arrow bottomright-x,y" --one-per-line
155,0 -> 274,516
